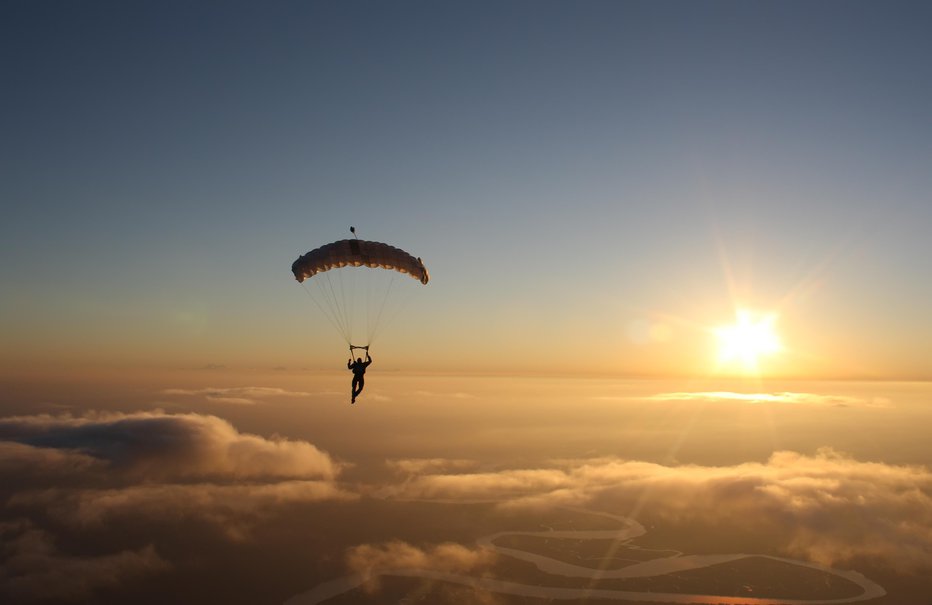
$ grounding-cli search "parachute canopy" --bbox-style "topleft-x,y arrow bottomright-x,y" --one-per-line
292,239 -> 429,285
292,235 -> 429,348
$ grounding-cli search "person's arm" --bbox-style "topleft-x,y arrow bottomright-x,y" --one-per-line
365,353 -> 372,367
347,359 -> 352,369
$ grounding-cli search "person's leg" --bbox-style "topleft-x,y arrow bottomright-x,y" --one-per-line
352,376 -> 361,402
355,377 -> 365,397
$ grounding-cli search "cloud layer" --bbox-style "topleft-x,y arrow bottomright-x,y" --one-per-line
386,457 -> 478,475
386,450 -> 932,572
0,520 -> 169,601
647,391 -> 892,407
347,541 -> 495,576
0,410 -> 350,600
161,386 -> 313,405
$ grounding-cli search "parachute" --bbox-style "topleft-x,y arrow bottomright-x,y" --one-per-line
292,230 -> 429,351
292,239 -> 429,285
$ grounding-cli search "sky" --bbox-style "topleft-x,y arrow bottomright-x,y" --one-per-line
3,0 -> 932,379
3,3 -> 932,604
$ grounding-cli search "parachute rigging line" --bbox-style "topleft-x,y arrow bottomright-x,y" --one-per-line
292,233 -> 429,349
321,270 -> 349,341
367,271 -> 398,346
300,281 -> 347,343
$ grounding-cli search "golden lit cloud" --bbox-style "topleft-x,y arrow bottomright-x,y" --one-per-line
346,541 -> 495,577
391,468 -> 571,501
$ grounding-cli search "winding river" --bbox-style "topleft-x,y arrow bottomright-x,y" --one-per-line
285,508 -> 885,605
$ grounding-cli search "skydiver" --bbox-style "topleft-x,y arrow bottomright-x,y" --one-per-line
347,351 -> 372,404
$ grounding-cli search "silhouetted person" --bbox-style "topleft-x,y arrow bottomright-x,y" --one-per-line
347,351 -> 372,404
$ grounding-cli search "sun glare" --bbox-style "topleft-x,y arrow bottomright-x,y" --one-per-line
714,310 -> 782,373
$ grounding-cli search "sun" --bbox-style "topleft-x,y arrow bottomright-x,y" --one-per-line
714,309 -> 782,373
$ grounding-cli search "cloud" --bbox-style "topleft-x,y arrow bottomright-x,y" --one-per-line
347,541 -> 495,576
0,411 -> 338,480
412,390 -> 476,399
10,481 -> 354,540
362,393 -> 393,402
386,458 -> 478,475
646,391 -> 892,407
0,408 -> 357,599
343,541 -> 496,596
0,441 -> 103,478
388,449 -> 932,572
0,520 -> 169,601
161,386 -> 313,405
394,468 -> 571,501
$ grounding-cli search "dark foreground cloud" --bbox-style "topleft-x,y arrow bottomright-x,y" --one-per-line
0,411 -> 351,601
0,520 -> 168,601
386,450 -> 932,572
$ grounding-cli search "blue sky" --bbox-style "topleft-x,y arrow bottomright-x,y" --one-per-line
2,1 -> 931,376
